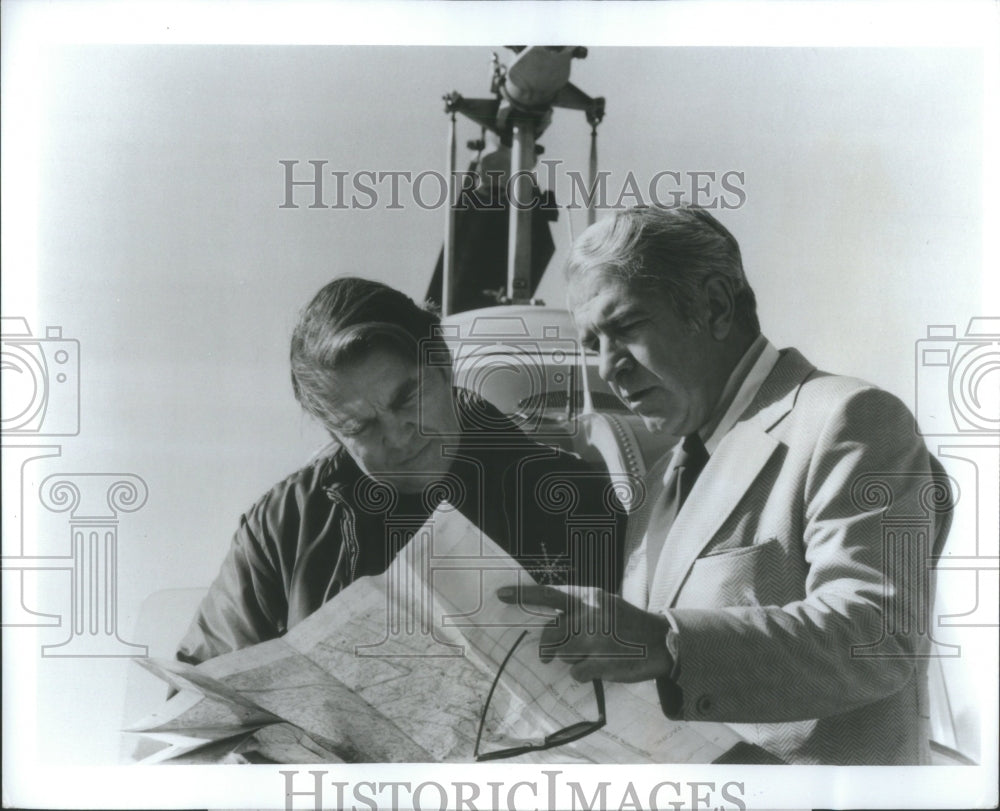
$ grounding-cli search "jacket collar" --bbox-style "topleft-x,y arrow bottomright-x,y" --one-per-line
737,346 -> 816,431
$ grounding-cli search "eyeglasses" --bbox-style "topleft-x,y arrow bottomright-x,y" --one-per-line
473,630 -> 607,762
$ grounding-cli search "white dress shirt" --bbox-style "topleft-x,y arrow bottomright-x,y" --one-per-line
631,334 -> 780,673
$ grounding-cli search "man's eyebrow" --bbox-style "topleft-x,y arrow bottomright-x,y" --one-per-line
330,413 -> 369,434
591,304 -> 648,333
607,306 -> 648,326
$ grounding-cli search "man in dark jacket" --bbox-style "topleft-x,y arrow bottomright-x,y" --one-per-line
177,277 -> 623,665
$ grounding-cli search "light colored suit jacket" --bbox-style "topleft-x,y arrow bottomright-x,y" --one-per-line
621,348 -> 951,764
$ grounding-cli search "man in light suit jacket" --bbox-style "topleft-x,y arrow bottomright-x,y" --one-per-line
499,205 -> 952,764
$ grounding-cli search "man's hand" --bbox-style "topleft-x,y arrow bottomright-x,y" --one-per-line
496,584 -> 673,683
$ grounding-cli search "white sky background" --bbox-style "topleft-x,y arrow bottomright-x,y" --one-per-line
2,1 -> 998,809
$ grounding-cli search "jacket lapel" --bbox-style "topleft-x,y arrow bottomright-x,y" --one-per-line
646,428 -> 778,610
620,452 -> 672,607
645,348 -> 816,612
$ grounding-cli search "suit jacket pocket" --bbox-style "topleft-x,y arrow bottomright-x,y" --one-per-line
674,537 -> 795,609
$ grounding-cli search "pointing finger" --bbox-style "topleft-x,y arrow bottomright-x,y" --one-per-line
496,584 -> 577,613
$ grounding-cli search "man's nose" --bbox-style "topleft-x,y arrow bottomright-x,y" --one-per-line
597,336 -> 631,383
382,411 -> 418,452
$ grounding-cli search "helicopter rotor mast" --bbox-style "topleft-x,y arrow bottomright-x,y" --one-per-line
441,46 -> 605,316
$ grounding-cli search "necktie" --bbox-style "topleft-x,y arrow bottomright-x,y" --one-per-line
645,433 -> 710,590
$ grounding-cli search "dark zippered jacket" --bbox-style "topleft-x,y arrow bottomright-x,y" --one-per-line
177,389 -> 625,665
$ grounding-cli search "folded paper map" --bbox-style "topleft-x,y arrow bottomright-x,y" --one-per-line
127,503 -> 743,763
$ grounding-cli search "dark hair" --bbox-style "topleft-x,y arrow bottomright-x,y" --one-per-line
290,277 -> 444,431
565,206 -> 759,334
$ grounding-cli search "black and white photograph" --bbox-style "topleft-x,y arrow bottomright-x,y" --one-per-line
2,2 -> 998,809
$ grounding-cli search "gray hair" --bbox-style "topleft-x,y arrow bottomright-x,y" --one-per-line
565,206 -> 759,333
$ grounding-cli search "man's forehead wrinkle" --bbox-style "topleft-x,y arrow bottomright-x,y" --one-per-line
323,373 -> 376,424
572,300 -> 600,339
568,268 -> 610,312
329,368 -> 419,424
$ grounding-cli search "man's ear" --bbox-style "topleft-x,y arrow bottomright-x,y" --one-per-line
703,276 -> 736,340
